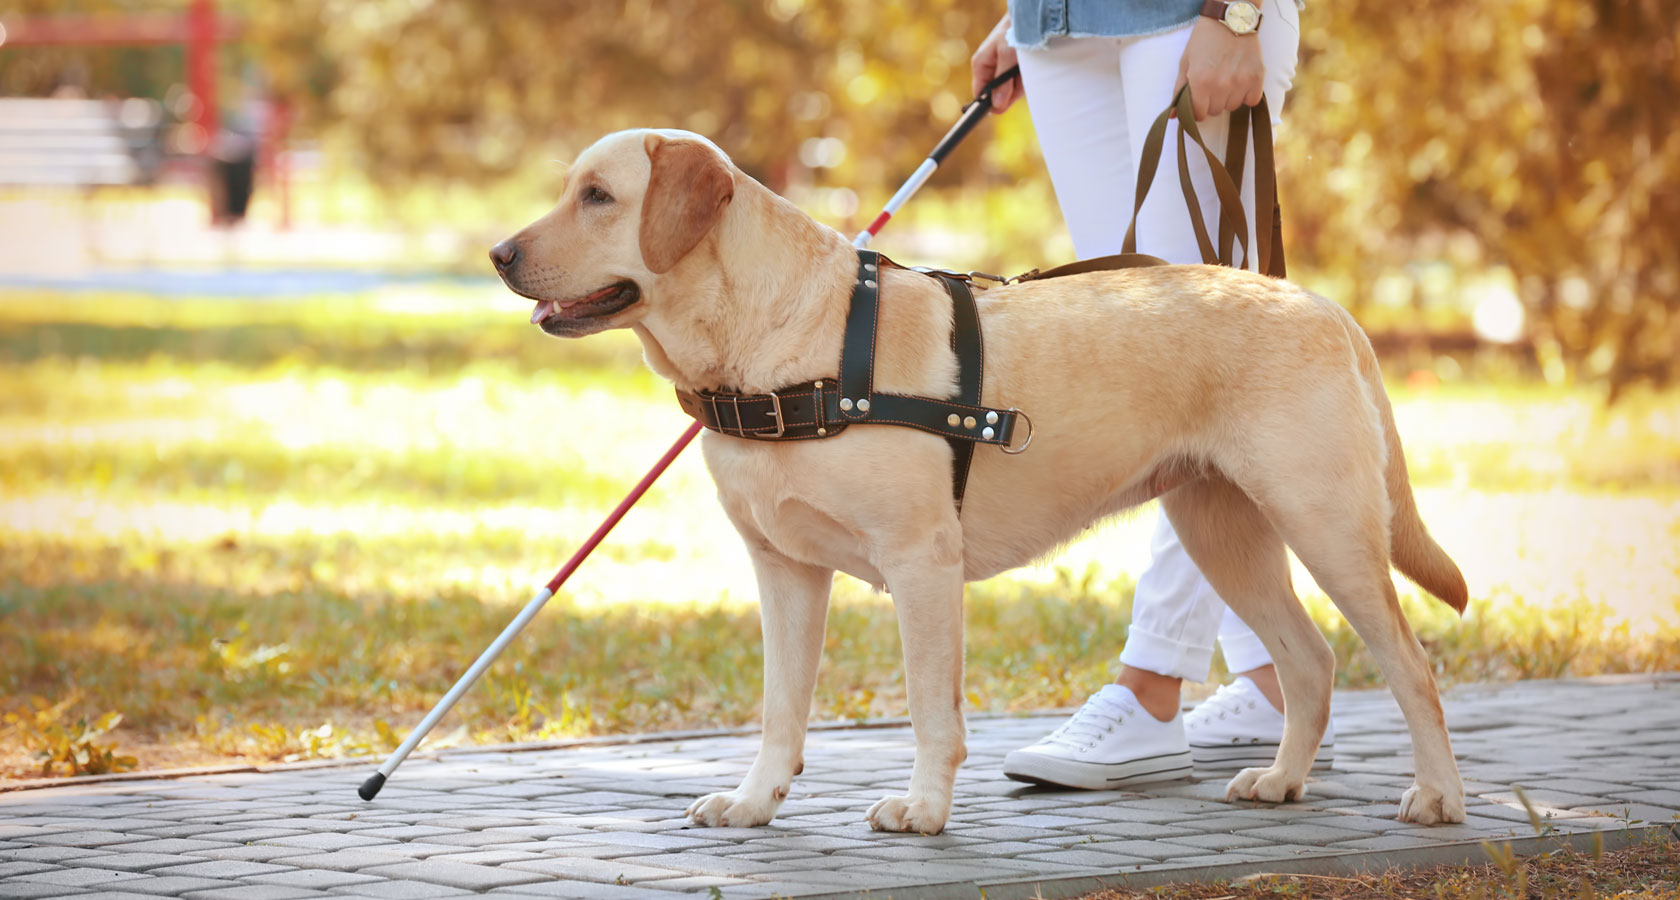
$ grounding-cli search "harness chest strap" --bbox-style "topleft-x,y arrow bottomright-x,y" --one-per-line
673,250 -> 1023,510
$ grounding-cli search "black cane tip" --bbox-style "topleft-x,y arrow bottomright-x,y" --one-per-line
358,772 -> 387,801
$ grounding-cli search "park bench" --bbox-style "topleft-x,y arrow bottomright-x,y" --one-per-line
0,96 -> 165,188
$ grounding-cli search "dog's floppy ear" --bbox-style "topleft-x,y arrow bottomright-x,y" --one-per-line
639,134 -> 735,274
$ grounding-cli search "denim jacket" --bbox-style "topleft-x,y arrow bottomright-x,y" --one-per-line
1008,0 -> 1299,48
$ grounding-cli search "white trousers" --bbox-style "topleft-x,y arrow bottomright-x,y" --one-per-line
1016,1 -> 1299,681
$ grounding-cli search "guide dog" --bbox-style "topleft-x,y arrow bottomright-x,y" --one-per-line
490,129 -> 1469,834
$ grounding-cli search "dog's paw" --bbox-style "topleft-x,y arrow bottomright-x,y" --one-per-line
686,790 -> 779,828
866,794 -> 949,835
1225,766 -> 1307,804
1398,782 -> 1467,824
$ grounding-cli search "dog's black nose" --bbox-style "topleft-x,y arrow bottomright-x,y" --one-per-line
489,240 -> 519,270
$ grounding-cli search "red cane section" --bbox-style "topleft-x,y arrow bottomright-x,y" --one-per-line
865,210 -> 892,237
544,422 -> 703,594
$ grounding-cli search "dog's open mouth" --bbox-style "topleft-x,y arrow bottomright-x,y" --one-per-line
528,280 -> 641,329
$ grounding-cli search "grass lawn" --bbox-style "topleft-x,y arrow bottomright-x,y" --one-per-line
2,283 -> 1677,779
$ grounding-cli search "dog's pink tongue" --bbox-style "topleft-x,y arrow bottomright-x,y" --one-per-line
529,301 -> 555,324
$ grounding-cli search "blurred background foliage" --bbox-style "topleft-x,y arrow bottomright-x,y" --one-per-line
1,0 -> 1676,397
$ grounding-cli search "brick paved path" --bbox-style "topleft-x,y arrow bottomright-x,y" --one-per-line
3,676 -> 1677,900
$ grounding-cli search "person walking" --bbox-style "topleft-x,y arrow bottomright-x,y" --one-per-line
971,0 -> 1333,790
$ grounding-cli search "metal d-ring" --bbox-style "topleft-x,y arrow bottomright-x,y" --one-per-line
1000,408 -> 1034,455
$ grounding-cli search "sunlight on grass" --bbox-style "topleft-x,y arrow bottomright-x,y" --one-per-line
2,285 -> 1677,778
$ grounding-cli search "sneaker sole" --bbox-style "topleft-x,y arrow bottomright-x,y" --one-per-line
1002,749 -> 1194,790
1190,742 -> 1335,773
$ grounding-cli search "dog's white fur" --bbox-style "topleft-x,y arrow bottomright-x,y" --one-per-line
492,129 -> 1470,834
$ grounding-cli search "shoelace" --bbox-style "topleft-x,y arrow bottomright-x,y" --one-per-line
1044,693 -> 1137,748
1185,683 -> 1259,727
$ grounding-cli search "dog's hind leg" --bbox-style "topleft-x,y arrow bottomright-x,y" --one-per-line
1161,474 -> 1336,805
866,536 -> 967,835
688,546 -> 833,828
1242,450 -> 1467,824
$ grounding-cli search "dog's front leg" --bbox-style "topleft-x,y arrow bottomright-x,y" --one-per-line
688,547 -> 832,829
867,556 -> 966,835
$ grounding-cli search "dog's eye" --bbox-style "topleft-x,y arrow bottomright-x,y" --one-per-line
583,186 -> 613,205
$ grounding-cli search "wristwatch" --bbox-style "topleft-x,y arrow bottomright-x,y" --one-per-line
1201,0 -> 1262,35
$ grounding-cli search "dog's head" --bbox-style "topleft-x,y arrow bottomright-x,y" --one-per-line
490,129 -> 736,338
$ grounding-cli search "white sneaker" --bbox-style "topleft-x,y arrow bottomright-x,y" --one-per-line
1184,676 -> 1336,771
1002,685 -> 1193,789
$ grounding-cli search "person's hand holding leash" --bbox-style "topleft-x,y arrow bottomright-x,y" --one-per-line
1174,15 -> 1265,120
971,15 -> 1022,114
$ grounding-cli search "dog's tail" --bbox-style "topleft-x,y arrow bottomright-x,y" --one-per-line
1340,309 -> 1469,613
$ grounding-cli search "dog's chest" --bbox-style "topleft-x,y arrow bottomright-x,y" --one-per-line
704,440 -> 888,585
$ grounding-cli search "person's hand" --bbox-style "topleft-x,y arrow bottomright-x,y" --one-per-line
971,14 -> 1022,114
1173,16 -> 1265,120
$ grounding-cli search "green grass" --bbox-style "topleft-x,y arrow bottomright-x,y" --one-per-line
2,285 -> 1678,777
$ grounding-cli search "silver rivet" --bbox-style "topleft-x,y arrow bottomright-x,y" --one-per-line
840,398 -> 853,411
857,398 -> 870,412
864,279 -> 877,288
864,263 -> 877,273
963,416 -> 977,429
817,427 -> 827,436
947,414 -> 960,427
986,411 -> 999,425
982,426 -> 995,440
814,380 -> 823,389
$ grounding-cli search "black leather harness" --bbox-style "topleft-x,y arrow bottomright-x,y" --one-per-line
674,250 -> 1031,512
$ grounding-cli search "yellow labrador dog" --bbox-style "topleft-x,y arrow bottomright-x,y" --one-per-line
490,129 -> 1470,835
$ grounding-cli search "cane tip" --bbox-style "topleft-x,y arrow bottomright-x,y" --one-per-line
358,772 -> 387,801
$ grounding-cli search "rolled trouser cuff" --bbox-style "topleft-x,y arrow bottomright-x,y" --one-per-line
1118,622 -> 1217,682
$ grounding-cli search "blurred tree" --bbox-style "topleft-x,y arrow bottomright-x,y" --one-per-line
1281,0 -> 1678,399
244,0 -> 1012,192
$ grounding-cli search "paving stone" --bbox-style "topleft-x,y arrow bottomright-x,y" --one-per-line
63,852 -> 211,872
147,860 -> 295,879
1079,839 -> 1221,861
345,825 -> 464,841
1014,848 -> 1155,867
612,851 -> 789,877
244,867 -> 387,889
358,860 -> 551,890
1331,833 -> 1444,851
330,842 -> 470,860
113,839 -> 242,855
95,875 -> 243,895
258,849 -> 418,871
258,833 -> 396,851
178,886 -> 329,900
0,884 -> 87,899
191,846 -> 325,863
11,866 -> 150,887
319,879 -> 473,898
1166,831 -> 1274,851
201,829 -> 312,844
1236,823 -> 1373,844
20,831 -> 139,848
489,881 -> 664,899
0,861 -> 58,877
0,847 -> 112,864
39,894 -> 164,900
1078,821 -> 1200,841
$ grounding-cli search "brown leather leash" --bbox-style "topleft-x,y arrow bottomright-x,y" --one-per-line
674,86 -> 1281,513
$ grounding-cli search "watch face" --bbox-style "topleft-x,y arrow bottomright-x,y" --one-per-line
1225,1 -> 1261,32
